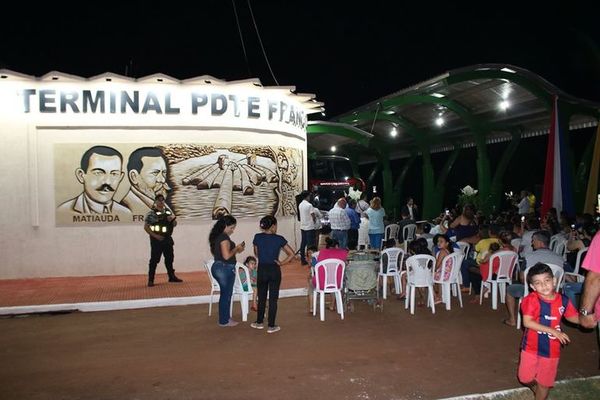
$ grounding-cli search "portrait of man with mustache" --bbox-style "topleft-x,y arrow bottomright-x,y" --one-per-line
57,145 -> 132,219
121,147 -> 172,217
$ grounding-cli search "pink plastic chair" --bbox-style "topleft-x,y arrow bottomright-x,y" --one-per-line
313,258 -> 346,321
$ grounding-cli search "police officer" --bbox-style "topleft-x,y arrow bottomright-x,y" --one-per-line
144,194 -> 182,286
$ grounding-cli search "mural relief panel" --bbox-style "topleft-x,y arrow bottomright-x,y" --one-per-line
54,142 -> 303,226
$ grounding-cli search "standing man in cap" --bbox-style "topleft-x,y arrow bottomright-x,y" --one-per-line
144,194 -> 182,286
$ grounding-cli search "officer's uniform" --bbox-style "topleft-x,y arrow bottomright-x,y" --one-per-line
145,206 -> 180,285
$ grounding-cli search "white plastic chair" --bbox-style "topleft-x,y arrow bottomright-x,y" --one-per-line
479,250 -> 518,310
378,247 -> 405,299
381,223 -> 400,249
205,259 -> 253,321
405,254 -> 437,315
426,237 -> 434,253
457,241 -> 471,260
233,262 -> 254,322
313,258 -> 346,321
516,263 -> 564,329
510,238 -> 522,255
433,252 -> 465,310
549,234 -> 566,252
553,240 -> 568,261
204,259 -> 220,317
402,224 -> 417,243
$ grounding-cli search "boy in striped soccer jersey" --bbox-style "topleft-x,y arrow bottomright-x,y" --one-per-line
518,263 -> 579,400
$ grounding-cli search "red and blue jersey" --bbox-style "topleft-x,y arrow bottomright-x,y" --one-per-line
520,291 -> 577,358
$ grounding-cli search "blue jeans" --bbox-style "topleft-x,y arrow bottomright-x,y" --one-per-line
369,233 -> 383,250
211,261 -> 236,325
331,229 -> 348,249
461,258 -> 477,288
300,229 -> 315,263
563,282 -> 583,308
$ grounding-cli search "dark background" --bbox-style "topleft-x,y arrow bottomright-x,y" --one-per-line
1,1 -> 598,210
1,1 -> 598,115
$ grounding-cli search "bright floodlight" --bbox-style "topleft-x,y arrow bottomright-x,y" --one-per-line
330,146 -> 337,152
499,100 -> 510,110
344,176 -> 349,181
391,128 -> 398,137
435,117 -> 444,126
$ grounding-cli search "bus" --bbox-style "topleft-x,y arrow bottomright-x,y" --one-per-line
308,155 -> 365,210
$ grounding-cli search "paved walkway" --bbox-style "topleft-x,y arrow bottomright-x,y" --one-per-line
0,260 -> 309,314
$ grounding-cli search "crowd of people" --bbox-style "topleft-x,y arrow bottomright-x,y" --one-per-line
293,190 -> 600,399
143,187 -> 600,399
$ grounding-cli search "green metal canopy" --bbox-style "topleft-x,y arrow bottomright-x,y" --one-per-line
307,64 -> 600,218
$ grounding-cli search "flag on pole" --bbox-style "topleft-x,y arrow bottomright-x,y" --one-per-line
583,125 -> 600,214
541,96 -> 575,217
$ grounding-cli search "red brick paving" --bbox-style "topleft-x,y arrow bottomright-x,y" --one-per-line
0,260 -> 308,307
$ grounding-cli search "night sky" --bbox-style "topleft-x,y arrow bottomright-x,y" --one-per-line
1,1 -> 598,118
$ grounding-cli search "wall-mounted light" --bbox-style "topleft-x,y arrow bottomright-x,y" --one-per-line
435,117 -> 445,127
330,146 -> 337,152
390,128 -> 398,137
499,100 -> 510,110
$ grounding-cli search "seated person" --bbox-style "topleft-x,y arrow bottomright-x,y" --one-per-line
463,225 -> 502,294
316,238 -> 348,310
305,245 -> 318,313
565,224 -> 595,273
317,237 -> 348,263
417,222 -> 434,239
433,234 -> 454,303
502,230 -> 565,326
397,210 -> 416,243
401,238 -> 433,302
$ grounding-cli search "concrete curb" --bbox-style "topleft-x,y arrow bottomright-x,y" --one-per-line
438,375 -> 600,399
0,287 -> 307,315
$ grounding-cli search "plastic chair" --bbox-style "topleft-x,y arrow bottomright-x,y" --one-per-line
381,224 -> 400,249
313,258 -> 346,321
479,250 -> 518,310
510,238 -> 522,255
564,247 -> 588,284
232,262 -> 254,322
378,247 -> 405,299
405,254 -> 437,315
433,252 -> 465,310
402,224 -> 417,243
456,241 -> 471,260
549,234 -> 566,252
516,263 -> 564,329
553,240 -> 568,260
426,237 -> 434,253
204,259 -> 221,317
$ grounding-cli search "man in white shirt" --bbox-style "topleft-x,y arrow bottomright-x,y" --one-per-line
298,190 -> 316,265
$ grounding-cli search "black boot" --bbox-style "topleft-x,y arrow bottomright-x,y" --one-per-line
148,270 -> 155,287
169,274 -> 183,283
